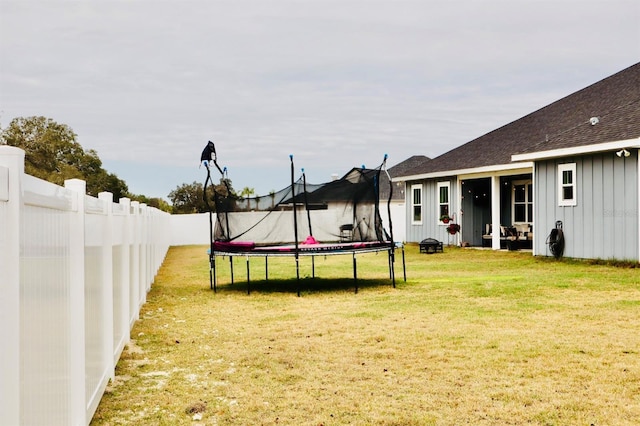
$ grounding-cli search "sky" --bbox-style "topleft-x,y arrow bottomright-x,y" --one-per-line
1,0 -> 639,201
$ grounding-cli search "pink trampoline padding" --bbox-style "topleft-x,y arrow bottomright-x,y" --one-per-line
212,240 -> 391,255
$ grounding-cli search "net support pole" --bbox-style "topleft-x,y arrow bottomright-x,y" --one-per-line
303,169 -> 313,238
382,154 -> 396,289
290,155 -> 301,296
204,162 -> 216,292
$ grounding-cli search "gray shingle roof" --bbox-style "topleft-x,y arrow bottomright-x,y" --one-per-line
380,155 -> 430,200
401,62 -> 640,177
388,155 -> 430,178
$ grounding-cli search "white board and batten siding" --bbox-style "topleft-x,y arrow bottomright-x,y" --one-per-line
405,177 -> 459,244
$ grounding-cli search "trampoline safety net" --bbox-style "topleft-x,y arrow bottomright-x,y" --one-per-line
212,164 -> 389,246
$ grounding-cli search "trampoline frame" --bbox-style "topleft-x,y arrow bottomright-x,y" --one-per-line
209,242 -> 405,295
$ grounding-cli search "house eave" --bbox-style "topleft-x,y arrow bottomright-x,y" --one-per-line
394,162 -> 534,182
511,137 -> 640,162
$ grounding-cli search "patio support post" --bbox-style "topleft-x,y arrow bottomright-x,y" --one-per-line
456,178 -> 462,246
491,176 -> 501,250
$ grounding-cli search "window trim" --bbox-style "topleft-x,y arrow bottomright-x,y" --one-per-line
558,163 -> 577,207
410,184 -> 422,225
437,181 -> 450,224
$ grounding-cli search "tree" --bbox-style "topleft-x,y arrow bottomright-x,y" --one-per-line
239,186 -> 256,210
168,178 -> 235,214
239,187 -> 255,198
168,181 -> 208,214
1,116 -> 129,197
129,193 -> 172,213
90,171 -> 130,201
3,116 -> 80,183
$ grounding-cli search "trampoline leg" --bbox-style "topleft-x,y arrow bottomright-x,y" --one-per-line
246,256 -> 250,295
265,257 -> 268,281
295,256 -> 301,297
402,246 -> 406,282
353,252 -> 358,294
211,254 -> 216,292
389,249 -> 396,288
312,256 -> 315,278
230,256 -> 234,284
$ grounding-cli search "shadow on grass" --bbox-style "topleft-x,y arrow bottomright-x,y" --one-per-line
210,277 -> 397,295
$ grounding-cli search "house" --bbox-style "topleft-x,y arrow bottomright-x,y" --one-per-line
395,62 -> 640,261
379,155 -> 430,242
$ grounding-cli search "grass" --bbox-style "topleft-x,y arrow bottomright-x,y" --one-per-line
91,245 -> 640,425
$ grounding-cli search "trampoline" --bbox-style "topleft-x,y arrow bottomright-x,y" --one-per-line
200,142 -> 405,295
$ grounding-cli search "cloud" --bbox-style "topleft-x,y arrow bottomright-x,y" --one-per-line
1,0 -> 638,198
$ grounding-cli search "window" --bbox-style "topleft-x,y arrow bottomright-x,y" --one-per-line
512,180 -> 533,223
558,163 -> 577,206
437,181 -> 450,223
411,184 -> 422,224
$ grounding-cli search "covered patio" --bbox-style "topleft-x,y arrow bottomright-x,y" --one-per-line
458,169 -> 533,250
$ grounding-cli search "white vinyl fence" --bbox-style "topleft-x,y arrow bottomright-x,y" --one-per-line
0,146 -> 171,426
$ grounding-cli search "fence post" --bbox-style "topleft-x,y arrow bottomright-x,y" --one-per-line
64,178 -> 88,426
139,204 -> 149,304
130,201 -> 141,322
118,197 -> 132,357
99,192 -> 115,380
0,146 -> 24,425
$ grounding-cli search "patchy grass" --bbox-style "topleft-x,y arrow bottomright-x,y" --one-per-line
91,245 -> 640,425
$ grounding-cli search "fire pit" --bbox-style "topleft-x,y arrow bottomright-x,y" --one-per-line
419,238 -> 443,254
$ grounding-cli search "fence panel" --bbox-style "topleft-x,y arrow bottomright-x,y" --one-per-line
112,200 -> 130,365
20,176 -> 77,425
0,146 -> 170,425
84,191 -> 113,420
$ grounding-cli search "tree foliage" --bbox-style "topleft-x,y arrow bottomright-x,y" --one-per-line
129,193 -> 172,212
239,187 -> 255,198
2,115 -> 214,214
169,181 -> 206,214
1,116 -> 129,197
168,178 -> 235,214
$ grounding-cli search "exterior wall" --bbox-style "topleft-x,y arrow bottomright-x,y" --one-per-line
534,152 -> 639,261
170,213 -> 211,246
386,200 -> 406,243
405,176 -> 459,243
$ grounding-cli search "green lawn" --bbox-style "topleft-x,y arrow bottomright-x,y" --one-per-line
91,245 -> 640,425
